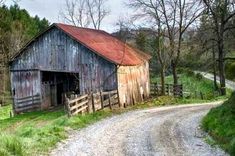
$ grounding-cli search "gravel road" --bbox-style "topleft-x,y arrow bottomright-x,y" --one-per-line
51,102 -> 228,156
196,71 -> 235,90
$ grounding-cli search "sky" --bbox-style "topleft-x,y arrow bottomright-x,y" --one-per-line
6,0 -> 131,33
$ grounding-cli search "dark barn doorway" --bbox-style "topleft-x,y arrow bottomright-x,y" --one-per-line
41,71 -> 79,108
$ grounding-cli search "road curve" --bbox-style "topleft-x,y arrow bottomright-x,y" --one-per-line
51,102 -> 227,156
196,71 -> 235,90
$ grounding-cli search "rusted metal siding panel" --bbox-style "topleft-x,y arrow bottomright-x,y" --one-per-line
117,61 -> 150,106
10,27 -> 117,94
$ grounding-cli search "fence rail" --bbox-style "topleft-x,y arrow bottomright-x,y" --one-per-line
14,94 -> 41,112
65,94 -> 89,117
65,90 -> 120,117
150,83 -> 183,97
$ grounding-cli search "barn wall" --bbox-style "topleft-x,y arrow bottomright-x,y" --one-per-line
10,70 -> 41,112
10,70 -> 41,99
117,61 -> 150,106
10,27 -> 117,93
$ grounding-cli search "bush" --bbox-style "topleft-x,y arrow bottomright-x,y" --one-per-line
177,67 -> 195,77
226,62 -> 235,81
195,73 -> 203,80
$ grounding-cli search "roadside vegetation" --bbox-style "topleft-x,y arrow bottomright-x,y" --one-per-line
0,70 -> 229,156
151,69 -> 231,103
202,92 -> 235,155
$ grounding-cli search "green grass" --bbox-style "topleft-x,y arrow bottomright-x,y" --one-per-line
0,107 -> 114,156
0,105 -> 12,120
202,92 -> 235,155
0,71 -> 230,155
151,73 -> 231,101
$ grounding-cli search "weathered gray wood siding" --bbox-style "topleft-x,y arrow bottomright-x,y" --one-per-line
10,27 -> 117,94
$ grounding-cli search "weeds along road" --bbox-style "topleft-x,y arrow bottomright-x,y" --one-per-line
51,102 -> 227,156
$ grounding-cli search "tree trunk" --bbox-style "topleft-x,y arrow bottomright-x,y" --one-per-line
171,61 -> 178,85
218,41 -> 226,95
212,46 -> 218,90
160,66 -> 165,95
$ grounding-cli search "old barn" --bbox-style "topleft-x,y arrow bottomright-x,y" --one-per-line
9,23 -> 151,113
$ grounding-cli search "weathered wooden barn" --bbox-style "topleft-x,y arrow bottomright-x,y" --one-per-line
9,23 -> 151,113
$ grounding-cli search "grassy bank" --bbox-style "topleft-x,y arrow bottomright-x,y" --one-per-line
0,93 -> 222,156
0,70 -> 229,155
0,107 -> 114,156
151,72 -> 231,101
202,92 -> 235,155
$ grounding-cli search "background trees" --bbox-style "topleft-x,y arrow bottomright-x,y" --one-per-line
61,0 -> 110,30
202,0 -> 235,95
0,4 -> 49,102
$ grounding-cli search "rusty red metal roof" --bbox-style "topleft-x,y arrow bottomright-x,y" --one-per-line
55,23 -> 151,66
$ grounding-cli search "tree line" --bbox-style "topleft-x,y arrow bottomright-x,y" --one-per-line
126,0 -> 235,96
0,3 -> 49,97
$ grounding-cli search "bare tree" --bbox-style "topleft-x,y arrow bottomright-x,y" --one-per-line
60,0 -> 90,27
203,0 -> 235,95
61,0 -> 109,29
87,0 -> 110,30
158,0 -> 203,85
128,0 -> 203,94
128,0 -> 171,95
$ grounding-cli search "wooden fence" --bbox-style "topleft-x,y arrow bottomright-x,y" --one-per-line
65,90 -> 120,117
14,94 -> 41,113
65,94 -> 89,117
150,83 -> 183,97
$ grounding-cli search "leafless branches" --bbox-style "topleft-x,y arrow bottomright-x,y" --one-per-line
202,0 -> 235,95
128,0 -> 204,84
60,0 -> 110,29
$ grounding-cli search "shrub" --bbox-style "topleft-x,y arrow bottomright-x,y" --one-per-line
195,73 -> 203,80
225,62 -> 235,81
177,68 -> 195,77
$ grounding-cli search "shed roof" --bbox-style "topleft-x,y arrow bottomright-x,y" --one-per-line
11,23 -> 151,66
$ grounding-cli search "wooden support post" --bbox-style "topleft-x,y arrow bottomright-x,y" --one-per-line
108,92 -> 112,110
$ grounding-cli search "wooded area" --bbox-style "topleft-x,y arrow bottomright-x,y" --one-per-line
0,3 -> 49,105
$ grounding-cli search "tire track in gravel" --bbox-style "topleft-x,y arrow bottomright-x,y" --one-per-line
51,102 -> 228,156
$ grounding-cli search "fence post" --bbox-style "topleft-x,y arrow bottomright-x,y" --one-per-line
200,91 -> 204,100
100,91 -> 104,109
117,90 -> 121,107
65,97 -> 71,117
154,83 -> 157,95
167,84 -> 170,95
91,93 -> 95,112
180,85 -> 183,98
108,92 -> 112,110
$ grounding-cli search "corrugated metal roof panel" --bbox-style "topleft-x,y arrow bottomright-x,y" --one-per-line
55,23 -> 151,66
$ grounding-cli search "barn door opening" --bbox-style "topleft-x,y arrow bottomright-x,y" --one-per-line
41,71 -> 80,109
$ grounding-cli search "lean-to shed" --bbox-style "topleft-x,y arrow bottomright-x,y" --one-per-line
9,23 -> 151,113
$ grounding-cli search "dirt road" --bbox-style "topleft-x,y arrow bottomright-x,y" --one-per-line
51,102 -> 227,156
197,71 -> 235,90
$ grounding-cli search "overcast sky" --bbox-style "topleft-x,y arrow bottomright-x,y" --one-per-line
6,0 -> 132,33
